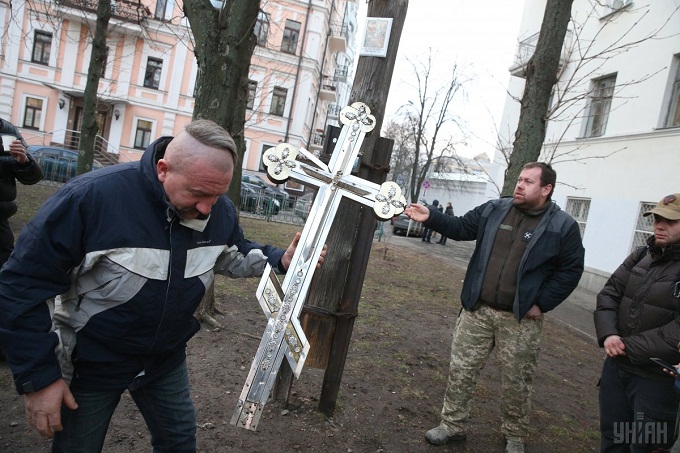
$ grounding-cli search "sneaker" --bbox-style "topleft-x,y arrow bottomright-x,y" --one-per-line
424,424 -> 466,445
505,437 -> 525,453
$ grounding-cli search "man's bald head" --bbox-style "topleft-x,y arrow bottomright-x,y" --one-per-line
157,120 -> 238,220
164,119 -> 238,173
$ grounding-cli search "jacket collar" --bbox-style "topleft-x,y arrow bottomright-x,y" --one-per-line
647,235 -> 680,261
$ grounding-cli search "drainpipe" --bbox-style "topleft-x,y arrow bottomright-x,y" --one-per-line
284,0 -> 313,143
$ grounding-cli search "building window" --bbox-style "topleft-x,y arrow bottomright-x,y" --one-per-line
631,201 -> 655,252
32,31 -> 52,65
134,120 -> 153,149
247,80 -> 257,110
254,11 -> 269,47
23,97 -> 43,129
259,144 -> 274,172
665,57 -> 680,128
144,57 -> 163,89
154,0 -> 174,20
585,75 -> 616,137
565,197 -> 591,238
281,20 -> 301,54
270,86 -> 287,116
610,0 -> 631,9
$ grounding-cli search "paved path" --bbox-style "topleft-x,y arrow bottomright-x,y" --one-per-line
376,229 -> 598,341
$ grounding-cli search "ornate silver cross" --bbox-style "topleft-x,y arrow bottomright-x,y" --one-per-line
231,102 -> 406,431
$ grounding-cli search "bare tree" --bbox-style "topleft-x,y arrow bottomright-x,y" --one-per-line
17,0 -> 144,171
383,119 -> 415,194
391,50 -> 469,203
77,0 -> 111,175
502,0 -> 574,196
183,0 -> 261,203
181,1 -> 261,327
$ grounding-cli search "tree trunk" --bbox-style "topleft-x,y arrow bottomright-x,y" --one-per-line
501,0 -> 574,195
183,0 -> 261,325
184,0 -> 260,202
77,0 -> 110,175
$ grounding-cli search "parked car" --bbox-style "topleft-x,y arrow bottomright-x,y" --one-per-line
27,145 -> 102,183
241,173 -> 288,207
391,213 -> 425,237
240,182 -> 280,215
294,192 -> 315,220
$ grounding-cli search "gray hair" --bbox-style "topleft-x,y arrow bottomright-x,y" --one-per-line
184,119 -> 238,166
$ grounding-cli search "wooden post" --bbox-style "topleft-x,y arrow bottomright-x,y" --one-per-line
315,0 -> 409,416
272,0 -> 408,413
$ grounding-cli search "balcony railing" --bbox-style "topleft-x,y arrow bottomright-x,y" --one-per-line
334,65 -> 349,83
319,76 -> 337,102
56,0 -> 151,25
509,30 -> 573,78
310,131 -> 324,150
327,104 -> 342,118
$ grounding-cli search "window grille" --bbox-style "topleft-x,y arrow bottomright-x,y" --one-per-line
631,202 -> 655,252
566,197 -> 590,238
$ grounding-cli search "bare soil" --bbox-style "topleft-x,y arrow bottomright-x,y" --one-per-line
0,183 -> 602,452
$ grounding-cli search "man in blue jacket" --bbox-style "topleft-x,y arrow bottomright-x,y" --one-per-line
0,119 -> 317,452
405,162 -> 584,453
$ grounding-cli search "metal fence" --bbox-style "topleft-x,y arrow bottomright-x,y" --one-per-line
238,191 -> 308,226
35,168 -> 310,226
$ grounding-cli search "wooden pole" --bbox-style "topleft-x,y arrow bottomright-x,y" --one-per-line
316,0 -> 409,416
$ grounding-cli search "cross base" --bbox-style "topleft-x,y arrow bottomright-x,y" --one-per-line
231,400 -> 263,431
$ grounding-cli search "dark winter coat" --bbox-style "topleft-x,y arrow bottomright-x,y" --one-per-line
424,197 -> 585,321
0,119 -> 42,218
594,236 -> 680,380
0,137 -> 285,394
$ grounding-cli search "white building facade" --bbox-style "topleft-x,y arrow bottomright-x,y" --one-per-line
497,0 -> 680,292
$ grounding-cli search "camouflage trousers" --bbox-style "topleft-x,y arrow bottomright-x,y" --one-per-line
440,303 -> 543,439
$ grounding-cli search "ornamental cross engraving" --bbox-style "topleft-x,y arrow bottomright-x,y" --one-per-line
231,102 -> 406,431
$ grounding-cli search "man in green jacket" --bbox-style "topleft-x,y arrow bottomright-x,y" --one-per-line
405,162 -> 584,453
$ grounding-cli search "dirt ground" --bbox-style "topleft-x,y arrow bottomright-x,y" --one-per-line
0,185 -> 603,452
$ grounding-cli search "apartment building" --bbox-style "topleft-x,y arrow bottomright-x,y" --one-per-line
496,0 -> 680,292
0,0 -> 358,197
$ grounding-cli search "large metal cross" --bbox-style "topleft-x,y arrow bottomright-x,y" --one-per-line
231,102 -> 406,431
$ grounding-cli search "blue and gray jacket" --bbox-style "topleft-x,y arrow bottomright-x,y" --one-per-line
0,136 -> 285,394
424,197 -> 585,321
